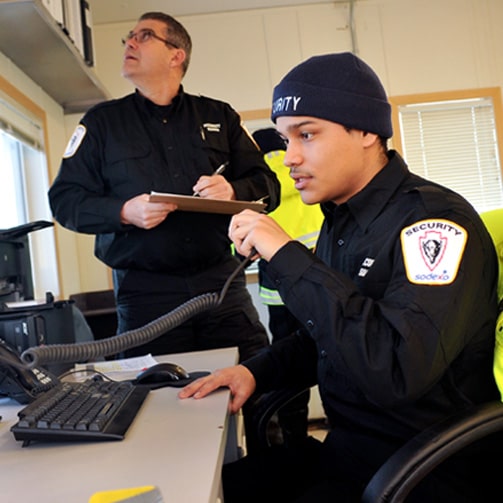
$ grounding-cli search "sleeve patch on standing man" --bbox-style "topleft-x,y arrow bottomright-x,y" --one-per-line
63,125 -> 87,158
400,219 -> 467,285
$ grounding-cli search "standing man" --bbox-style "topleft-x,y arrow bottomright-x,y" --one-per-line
49,12 -> 280,363
180,52 -> 499,502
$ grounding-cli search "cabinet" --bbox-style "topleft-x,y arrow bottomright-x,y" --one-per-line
0,0 -> 110,113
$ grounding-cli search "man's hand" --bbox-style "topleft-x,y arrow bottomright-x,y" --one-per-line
229,209 -> 292,261
120,194 -> 177,229
192,174 -> 235,200
178,364 -> 256,414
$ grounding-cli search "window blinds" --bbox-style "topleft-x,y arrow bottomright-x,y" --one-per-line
398,97 -> 503,212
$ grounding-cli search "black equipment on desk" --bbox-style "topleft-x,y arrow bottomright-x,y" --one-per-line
0,220 -> 53,303
0,247 -> 255,446
0,222 -> 247,448
0,220 -> 76,375
0,338 -> 149,447
0,293 -> 75,348
10,377 -> 150,446
0,337 -> 59,404
0,294 -> 76,376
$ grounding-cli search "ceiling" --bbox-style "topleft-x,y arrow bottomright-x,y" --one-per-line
88,0 -> 335,25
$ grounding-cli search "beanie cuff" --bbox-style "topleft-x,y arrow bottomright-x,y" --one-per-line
271,81 -> 392,138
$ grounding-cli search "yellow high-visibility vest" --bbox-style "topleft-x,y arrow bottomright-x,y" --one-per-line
259,150 -> 324,306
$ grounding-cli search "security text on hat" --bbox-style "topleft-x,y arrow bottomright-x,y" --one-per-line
272,96 -> 302,115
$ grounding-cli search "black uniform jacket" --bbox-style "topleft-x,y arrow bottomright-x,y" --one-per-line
245,151 -> 499,449
49,88 -> 280,275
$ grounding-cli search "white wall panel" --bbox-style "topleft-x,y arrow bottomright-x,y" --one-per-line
93,22 -> 134,99
261,10 -> 303,91
381,0 -> 478,94
297,4 -> 353,60
183,13 -> 271,109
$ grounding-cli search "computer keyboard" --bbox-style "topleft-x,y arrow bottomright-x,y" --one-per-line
10,378 -> 150,446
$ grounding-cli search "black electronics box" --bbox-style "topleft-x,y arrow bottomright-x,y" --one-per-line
0,296 -> 76,375
0,221 -> 76,375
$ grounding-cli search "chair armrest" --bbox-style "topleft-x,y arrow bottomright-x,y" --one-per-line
247,386 -> 309,448
362,400 -> 503,503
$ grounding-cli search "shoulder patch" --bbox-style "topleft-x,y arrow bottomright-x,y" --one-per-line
63,125 -> 86,158
400,219 -> 467,285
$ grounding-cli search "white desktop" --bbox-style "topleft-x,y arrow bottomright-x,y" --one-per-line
0,347 -> 239,503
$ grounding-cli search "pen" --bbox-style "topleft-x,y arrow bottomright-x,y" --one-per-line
193,161 -> 229,196
213,161 -> 228,176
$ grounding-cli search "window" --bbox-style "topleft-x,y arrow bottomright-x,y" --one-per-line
390,88 -> 503,213
0,84 -> 59,299
0,129 -> 27,226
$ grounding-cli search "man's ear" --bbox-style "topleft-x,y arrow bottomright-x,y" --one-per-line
361,131 -> 379,147
170,48 -> 186,70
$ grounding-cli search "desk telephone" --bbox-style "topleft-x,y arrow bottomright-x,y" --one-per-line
0,338 -> 59,404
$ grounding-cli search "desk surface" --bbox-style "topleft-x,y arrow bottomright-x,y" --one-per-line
0,347 -> 238,503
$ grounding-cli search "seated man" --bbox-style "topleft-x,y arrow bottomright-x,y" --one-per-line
180,52 -> 500,502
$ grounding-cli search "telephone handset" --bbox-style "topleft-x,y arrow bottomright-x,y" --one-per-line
0,338 -> 59,404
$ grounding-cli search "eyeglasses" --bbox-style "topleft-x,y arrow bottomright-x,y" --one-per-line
121,29 -> 179,48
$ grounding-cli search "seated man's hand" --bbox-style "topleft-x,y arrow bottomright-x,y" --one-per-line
178,364 -> 256,414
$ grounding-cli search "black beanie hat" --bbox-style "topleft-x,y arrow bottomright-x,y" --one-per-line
252,128 -> 286,153
271,52 -> 393,138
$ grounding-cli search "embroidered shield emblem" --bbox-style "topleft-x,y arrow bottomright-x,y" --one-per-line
401,219 -> 467,285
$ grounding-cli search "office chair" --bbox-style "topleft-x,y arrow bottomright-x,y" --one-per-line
248,208 -> 503,502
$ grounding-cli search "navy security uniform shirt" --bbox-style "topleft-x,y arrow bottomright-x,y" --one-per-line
49,88 -> 280,274
244,151 -> 499,488
48,88 -> 280,360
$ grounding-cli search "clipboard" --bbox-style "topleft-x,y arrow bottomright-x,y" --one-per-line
148,192 -> 267,215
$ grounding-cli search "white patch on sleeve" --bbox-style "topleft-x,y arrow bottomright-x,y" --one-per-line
400,219 -> 467,285
63,125 -> 86,158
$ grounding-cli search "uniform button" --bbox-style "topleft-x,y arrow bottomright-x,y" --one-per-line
274,279 -> 281,286
184,237 -> 191,243
306,320 -> 314,328
320,350 -> 327,358
337,239 -> 344,246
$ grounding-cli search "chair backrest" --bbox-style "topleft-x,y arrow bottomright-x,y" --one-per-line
69,290 -> 117,341
480,209 -> 503,400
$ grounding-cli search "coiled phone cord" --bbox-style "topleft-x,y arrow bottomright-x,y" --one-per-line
21,249 -> 256,368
